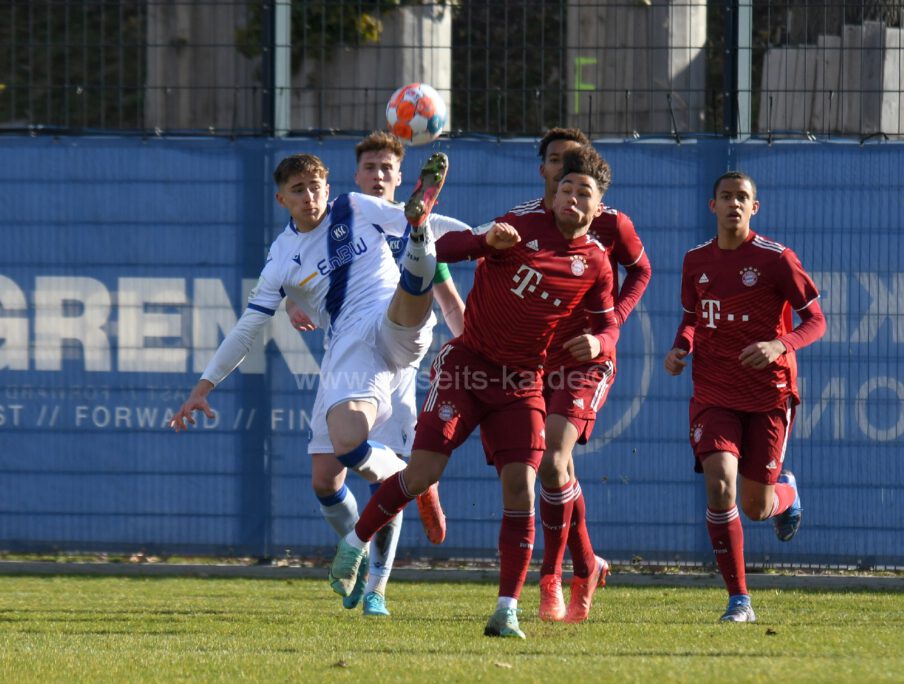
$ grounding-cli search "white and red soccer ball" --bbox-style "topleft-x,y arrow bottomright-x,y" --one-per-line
386,82 -> 447,145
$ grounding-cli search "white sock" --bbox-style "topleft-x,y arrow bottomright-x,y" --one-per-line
338,440 -> 406,483
496,596 -> 518,611
366,506 -> 402,595
399,226 -> 437,295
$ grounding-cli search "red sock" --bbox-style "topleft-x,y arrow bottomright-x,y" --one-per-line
769,483 -> 796,518
498,509 -> 535,600
706,506 -> 747,596
539,482 -> 575,577
566,481 -> 595,578
354,471 -> 414,542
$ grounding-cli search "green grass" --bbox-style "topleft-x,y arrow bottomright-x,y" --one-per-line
1,576 -> 902,683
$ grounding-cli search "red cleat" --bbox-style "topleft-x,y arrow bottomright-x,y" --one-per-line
416,482 -> 446,544
538,574 -> 567,622
564,556 -> 609,624
404,152 -> 448,231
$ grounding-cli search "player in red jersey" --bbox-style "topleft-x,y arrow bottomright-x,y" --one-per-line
499,128 -> 652,624
664,171 -> 826,623
328,146 -> 621,639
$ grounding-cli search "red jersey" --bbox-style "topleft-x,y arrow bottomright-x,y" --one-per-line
501,198 -> 647,368
436,215 -> 616,372
675,231 -> 820,412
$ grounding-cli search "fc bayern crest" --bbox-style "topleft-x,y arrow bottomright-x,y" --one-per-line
437,401 -> 456,422
692,424 -> 704,443
740,267 -> 760,287
331,224 -> 349,241
570,255 -> 587,276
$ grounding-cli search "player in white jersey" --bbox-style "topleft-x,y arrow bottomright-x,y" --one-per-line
285,133 -> 465,615
169,152 -> 459,582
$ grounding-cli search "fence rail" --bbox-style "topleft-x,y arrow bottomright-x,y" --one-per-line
1,1 -> 902,140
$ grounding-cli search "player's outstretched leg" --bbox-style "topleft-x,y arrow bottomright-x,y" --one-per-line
773,470 -> 802,542
405,152 -> 448,235
484,608 -> 526,639
329,538 -> 368,597
416,482 -> 447,544
720,594 -> 757,622
564,555 -> 609,624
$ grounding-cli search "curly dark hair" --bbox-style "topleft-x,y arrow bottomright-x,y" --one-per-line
559,146 -> 612,196
538,127 -> 590,161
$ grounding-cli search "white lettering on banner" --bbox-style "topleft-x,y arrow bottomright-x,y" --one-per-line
118,277 -> 188,372
34,276 -> 112,371
0,276 -> 319,375
0,275 -> 28,370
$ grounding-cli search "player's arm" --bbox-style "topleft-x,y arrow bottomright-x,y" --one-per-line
171,257 -> 282,431
665,255 -> 696,376
612,215 -> 652,325
436,222 -> 520,262
170,308 -> 271,431
738,251 -> 826,369
563,258 -> 620,362
432,263 -> 465,337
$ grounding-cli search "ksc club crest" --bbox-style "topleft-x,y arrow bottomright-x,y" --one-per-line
739,267 -> 760,287
437,401 -> 457,422
570,255 -> 588,276
691,423 -> 704,443
331,224 -> 349,241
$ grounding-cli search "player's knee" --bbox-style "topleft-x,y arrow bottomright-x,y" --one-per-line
311,478 -> 342,498
538,455 -> 569,488
740,499 -> 771,521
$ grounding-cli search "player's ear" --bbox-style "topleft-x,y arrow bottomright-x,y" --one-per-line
275,191 -> 287,209
751,199 -> 760,215
708,198 -> 717,214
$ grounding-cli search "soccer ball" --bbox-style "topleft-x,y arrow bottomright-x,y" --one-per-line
386,83 -> 447,146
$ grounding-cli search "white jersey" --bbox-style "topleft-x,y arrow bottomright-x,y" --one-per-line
201,192 -> 468,388
249,192 -> 410,340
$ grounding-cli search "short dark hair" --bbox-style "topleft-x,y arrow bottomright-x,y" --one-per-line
273,154 -> 329,187
559,146 -> 612,196
712,171 -> 757,199
538,127 -> 590,161
355,131 -> 405,163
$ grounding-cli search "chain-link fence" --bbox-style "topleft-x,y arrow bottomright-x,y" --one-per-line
1,1 -> 902,139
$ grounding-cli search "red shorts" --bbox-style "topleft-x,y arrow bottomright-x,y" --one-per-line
689,398 -> 795,485
543,359 -> 616,444
413,343 -> 546,472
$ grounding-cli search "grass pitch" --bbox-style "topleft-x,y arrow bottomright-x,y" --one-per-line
0,575 -> 902,683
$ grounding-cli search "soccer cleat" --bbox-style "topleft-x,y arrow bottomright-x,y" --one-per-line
342,566 -> 367,610
328,538 -> 368,598
564,556 -> 609,624
362,591 -> 390,617
416,482 -> 447,545
404,152 -> 448,232
720,595 -> 757,623
773,470 -> 802,542
483,608 -> 526,639
538,574 -> 567,622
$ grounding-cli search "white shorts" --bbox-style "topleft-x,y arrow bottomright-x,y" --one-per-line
369,365 -> 419,456
307,308 -> 435,455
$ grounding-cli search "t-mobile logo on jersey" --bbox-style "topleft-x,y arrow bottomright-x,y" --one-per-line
701,298 -> 750,329
511,265 -> 543,299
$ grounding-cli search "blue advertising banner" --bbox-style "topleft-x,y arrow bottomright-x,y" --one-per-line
0,136 -> 901,566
